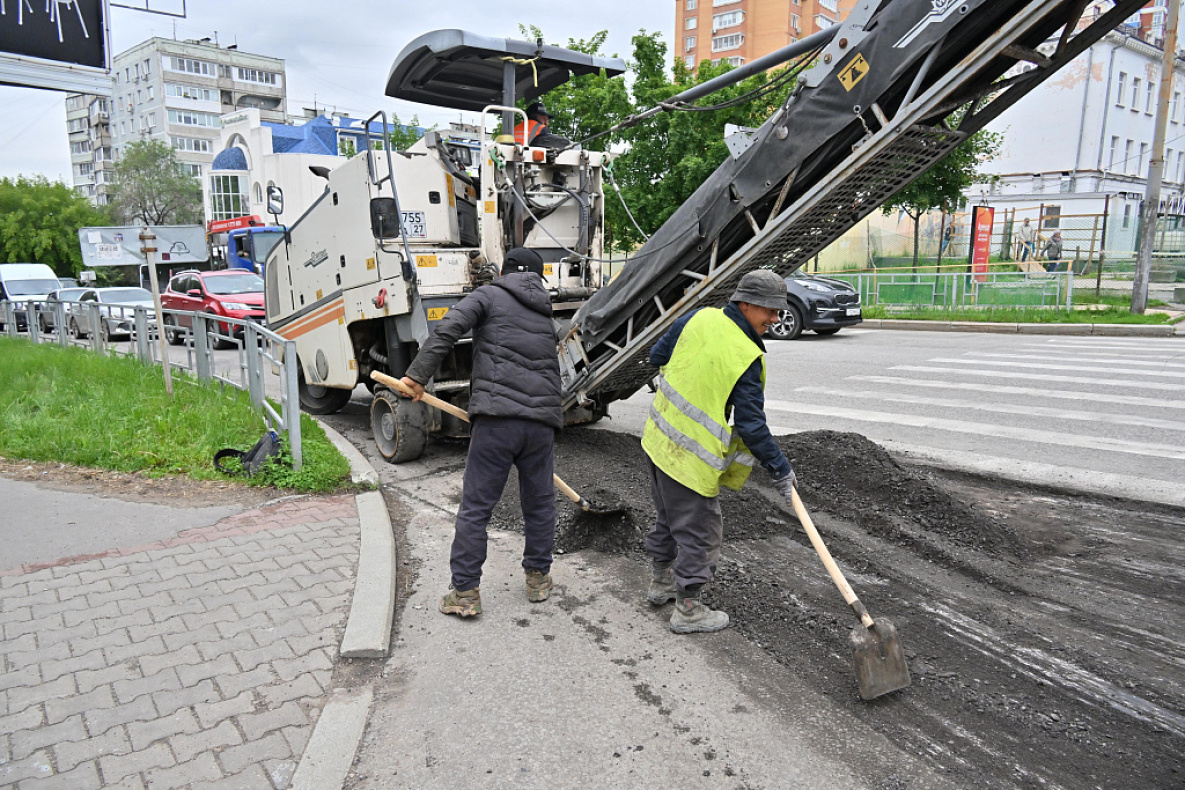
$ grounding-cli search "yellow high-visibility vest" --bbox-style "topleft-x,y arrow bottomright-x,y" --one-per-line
641,308 -> 764,497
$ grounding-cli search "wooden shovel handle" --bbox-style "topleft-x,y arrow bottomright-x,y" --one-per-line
789,488 -> 876,629
370,371 -> 584,505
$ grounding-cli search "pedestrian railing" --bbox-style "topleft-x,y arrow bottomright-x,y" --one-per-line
830,270 -> 1074,311
1,299 -> 303,470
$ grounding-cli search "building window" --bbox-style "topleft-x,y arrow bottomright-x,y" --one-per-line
1125,139 -> 1133,172
1043,206 -> 1061,228
712,33 -> 744,52
713,10 -> 743,30
76,162 -> 93,176
209,174 -> 248,220
1139,142 -> 1148,171
171,136 -> 211,153
712,0 -> 741,6
686,36 -> 696,51
815,14 -> 835,29
182,164 -> 203,178
68,118 -> 88,133
685,55 -> 695,68
168,109 -> 220,127
1122,204 -> 1131,228
1145,81 -> 1154,114
1173,91 -> 1180,122
254,183 -> 263,204
720,56 -> 744,67
237,67 -> 279,85
1131,77 -> 1140,110
686,17 -> 697,29
166,83 -> 218,102
1032,173 -> 1044,193
1109,135 -> 1119,169
686,0 -> 696,8
147,86 -> 154,101
143,58 -> 151,75
818,0 -> 838,9
1116,71 -> 1127,106
791,13 -> 801,33
168,57 -> 213,76
1177,150 -> 1185,182
70,140 -> 91,155
146,112 -> 157,129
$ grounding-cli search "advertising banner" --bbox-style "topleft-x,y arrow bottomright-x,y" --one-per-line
0,0 -> 111,94
78,225 -> 209,268
970,205 -> 994,283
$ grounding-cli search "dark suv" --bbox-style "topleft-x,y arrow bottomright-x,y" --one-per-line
768,273 -> 863,340
161,269 -> 265,348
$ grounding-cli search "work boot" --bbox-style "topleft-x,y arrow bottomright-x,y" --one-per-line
669,591 -> 729,634
439,587 -> 482,617
525,569 -> 553,602
646,561 -> 677,605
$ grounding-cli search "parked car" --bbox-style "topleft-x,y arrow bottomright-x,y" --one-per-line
767,274 -> 863,340
36,287 -> 89,332
160,269 -> 266,348
68,287 -> 157,341
0,262 -> 61,331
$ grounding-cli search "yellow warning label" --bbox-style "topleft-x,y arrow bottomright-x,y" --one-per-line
416,254 -> 438,268
543,264 -> 554,277
316,289 -> 323,300
427,307 -> 449,321
348,358 -> 357,369
485,200 -> 496,214
366,257 -> 376,270
838,53 -> 870,92
446,174 -> 456,207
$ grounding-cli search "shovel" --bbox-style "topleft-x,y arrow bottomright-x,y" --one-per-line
788,487 -> 911,701
370,371 -> 626,516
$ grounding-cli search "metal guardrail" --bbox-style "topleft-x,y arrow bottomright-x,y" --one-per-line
831,270 -> 1074,311
0,298 -> 303,471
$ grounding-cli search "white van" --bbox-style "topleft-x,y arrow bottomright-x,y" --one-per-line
0,263 -> 62,331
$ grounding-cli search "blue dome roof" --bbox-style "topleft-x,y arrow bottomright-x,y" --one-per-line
211,146 -> 248,171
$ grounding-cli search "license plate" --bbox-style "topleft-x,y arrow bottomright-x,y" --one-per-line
401,211 -> 427,238
846,308 -> 861,316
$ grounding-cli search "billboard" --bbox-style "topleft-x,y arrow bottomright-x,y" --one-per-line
78,225 -> 209,267
0,0 -> 111,94
970,205 -> 994,283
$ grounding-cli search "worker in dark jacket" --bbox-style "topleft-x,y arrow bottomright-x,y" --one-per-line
399,247 -> 561,617
641,269 -> 796,633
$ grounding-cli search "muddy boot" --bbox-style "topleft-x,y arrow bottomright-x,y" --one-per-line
525,569 -> 553,602
669,590 -> 729,634
646,561 -> 677,605
439,587 -> 482,617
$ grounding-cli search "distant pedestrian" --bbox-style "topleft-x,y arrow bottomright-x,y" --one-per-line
398,247 -> 561,618
1017,218 -> 1036,262
1043,232 -> 1063,272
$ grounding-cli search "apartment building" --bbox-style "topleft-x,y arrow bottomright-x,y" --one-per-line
65,93 -> 113,205
65,37 -> 286,206
674,0 -> 847,70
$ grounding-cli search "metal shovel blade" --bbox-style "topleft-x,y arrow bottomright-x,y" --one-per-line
849,617 -> 911,700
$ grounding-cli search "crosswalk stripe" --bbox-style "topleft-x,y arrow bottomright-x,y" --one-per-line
966,352 -> 1185,369
792,387 -> 1185,432
892,366 -> 1182,391
848,375 -> 1185,410
762,401 -> 1185,460
928,358 -> 1185,379
1020,345 -> 1185,359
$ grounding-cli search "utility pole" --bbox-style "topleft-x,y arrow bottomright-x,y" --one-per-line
1134,0 -> 1180,313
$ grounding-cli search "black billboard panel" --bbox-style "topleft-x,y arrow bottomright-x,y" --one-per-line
0,1 -> 108,70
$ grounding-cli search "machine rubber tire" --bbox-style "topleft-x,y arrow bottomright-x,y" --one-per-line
297,365 -> 352,415
370,388 -> 429,463
163,315 -> 184,346
814,327 -> 841,336
768,305 -> 803,340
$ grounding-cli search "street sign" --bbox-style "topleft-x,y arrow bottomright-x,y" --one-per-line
207,215 -> 263,234
0,0 -> 112,94
78,225 -> 208,267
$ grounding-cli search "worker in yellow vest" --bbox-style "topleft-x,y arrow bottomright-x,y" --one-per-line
641,269 -> 797,633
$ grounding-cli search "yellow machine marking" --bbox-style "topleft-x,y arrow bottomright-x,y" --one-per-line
839,53 -> 870,92
446,174 -> 457,207
316,288 -> 323,300
485,200 -> 496,214
543,264 -> 554,276
366,257 -> 376,270
427,307 -> 449,321
416,254 -> 438,268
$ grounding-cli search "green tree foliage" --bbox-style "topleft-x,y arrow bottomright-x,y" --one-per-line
883,119 -> 1002,268
0,175 -> 112,276
109,139 -> 203,225
381,113 -> 434,152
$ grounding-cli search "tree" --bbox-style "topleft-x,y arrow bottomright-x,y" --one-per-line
882,122 -> 1002,270
109,140 -> 203,226
0,175 -> 112,276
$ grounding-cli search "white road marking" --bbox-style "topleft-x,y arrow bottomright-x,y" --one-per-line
847,376 -> 1185,410
891,366 -> 1182,391
928,358 -> 1185,379
965,352 -> 1185,369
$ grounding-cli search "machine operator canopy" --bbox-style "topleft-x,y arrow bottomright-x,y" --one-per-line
385,29 -> 626,111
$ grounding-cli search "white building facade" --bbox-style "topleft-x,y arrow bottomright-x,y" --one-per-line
969,11 -> 1185,254
65,37 -> 286,205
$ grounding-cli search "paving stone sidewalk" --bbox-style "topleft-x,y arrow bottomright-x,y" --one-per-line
0,494 -> 359,789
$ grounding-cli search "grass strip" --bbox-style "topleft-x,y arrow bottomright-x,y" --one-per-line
861,305 -> 1172,324
0,338 -> 351,493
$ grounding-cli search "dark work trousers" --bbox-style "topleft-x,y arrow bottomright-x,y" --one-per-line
450,416 -> 556,591
643,459 -> 723,592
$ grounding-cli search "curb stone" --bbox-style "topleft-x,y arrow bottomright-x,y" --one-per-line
315,418 -> 379,487
290,688 -> 374,790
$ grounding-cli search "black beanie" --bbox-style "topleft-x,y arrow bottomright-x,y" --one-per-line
502,247 -> 545,277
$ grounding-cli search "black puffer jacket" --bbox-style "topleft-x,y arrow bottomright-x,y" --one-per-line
405,272 -> 562,429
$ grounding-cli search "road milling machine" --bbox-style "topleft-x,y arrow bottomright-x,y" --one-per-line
265,1 -> 1150,463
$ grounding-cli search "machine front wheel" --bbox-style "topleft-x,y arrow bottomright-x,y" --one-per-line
371,388 -> 428,463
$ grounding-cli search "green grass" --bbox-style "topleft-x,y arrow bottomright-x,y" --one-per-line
0,338 -> 353,493
861,305 -> 1172,324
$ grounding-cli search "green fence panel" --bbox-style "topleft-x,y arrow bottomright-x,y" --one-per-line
975,284 -> 1051,306
878,283 -> 936,304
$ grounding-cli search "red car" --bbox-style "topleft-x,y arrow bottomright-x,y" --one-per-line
161,269 -> 266,348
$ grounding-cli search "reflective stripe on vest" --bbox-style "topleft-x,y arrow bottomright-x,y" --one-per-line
641,308 -> 764,497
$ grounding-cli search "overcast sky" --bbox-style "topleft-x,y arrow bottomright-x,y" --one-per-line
0,0 -> 672,182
